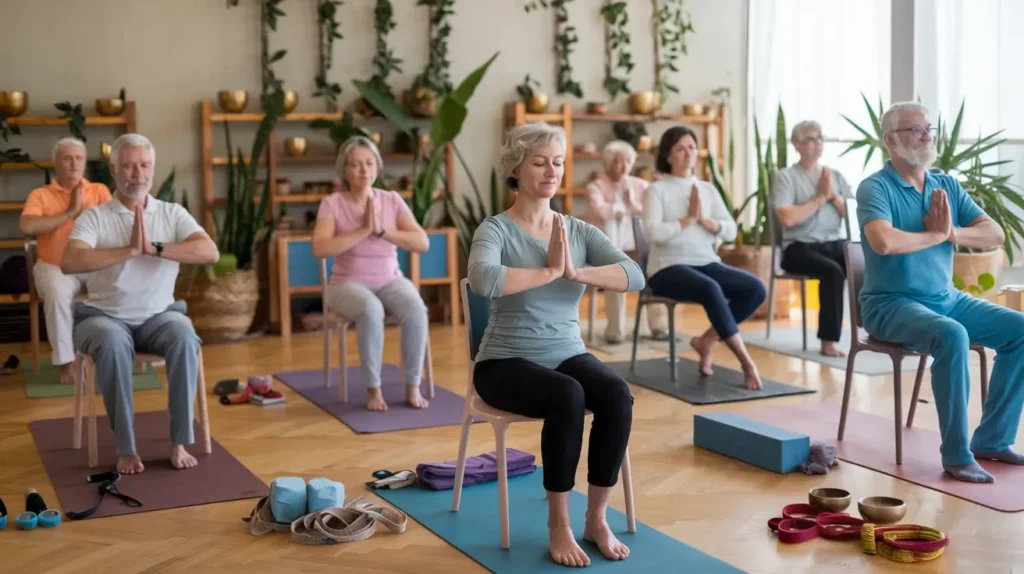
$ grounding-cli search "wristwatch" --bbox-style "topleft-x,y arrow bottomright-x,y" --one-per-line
376,228 -> 386,238
152,242 -> 164,257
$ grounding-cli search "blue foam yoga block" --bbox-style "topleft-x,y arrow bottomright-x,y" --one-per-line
270,476 -> 308,523
306,478 -> 345,513
693,412 -> 810,474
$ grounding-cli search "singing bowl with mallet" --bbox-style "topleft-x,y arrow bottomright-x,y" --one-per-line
808,487 -> 852,513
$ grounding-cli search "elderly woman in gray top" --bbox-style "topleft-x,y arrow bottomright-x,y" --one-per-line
468,122 -> 645,567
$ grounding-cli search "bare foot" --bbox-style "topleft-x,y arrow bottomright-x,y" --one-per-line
367,388 -> 389,412
821,342 -> 846,357
170,445 -> 198,470
549,525 -> 590,567
584,517 -> 630,561
406,386 -> 430,409
689,335 -> 714,377
57,363 -> 75,385
744,365 -> 763,390
117,455 -> 145,474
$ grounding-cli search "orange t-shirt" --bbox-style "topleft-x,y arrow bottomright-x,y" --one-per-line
22,179 -> 112,265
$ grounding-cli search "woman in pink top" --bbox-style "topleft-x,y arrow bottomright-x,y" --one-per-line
312,136 -> 431,411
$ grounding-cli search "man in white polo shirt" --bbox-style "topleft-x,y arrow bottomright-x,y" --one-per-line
61,133 -> 220,475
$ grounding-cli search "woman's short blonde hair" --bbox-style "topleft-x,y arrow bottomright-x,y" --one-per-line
500,122 -> 567,187
335,135 -> 384,189
602,140 -> 637,171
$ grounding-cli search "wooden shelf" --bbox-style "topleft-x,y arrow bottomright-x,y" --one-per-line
0,239 -> 24,249
208,110 -> 427,124
8,115 -> 129,127
571,112 -> 717,124
573,150 -> 708,161
0,202 -> 25,211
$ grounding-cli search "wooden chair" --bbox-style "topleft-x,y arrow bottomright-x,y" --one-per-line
25,240 -> 91,374
629,216 -> 684,380
764,197 -> 811,350
73,350 -> 211,468
452,278 -> 636,548
318,259 -> 434,402
837,242 -> 989,465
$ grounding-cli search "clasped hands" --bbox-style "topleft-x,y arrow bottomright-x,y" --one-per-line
546,214 -> 579,281
923,188 -> 959,244
128,204 -> 157,256
679,183 -> 720,235
363,193 -> 383,236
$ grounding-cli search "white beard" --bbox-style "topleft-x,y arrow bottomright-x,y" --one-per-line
892,140 -> 937,168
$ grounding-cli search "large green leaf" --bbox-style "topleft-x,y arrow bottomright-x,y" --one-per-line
431,52 -> 499,146
352,79 -> 417,134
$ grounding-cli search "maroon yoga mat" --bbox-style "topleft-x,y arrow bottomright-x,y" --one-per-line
740,403 -> 1024,512
274,364 -> 476,434
29,411 -> 268,520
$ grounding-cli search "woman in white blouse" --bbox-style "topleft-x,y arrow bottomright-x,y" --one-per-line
642,126 -> 766,390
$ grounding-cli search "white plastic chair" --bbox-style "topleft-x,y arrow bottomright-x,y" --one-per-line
451,278 -> 636,549
318,259 -> 434,402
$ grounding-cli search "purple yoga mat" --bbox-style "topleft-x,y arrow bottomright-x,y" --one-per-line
28,411 -> 268,520
274,364 -> 475,434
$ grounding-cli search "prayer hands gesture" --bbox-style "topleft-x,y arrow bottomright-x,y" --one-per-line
129,204 -> 155,256
924,188 -> 953,241
816,168 -> 835,205
66,181 -> 84,218
364,193 -> 381,235
547,214 -> 567,278
680,183 -> 702,227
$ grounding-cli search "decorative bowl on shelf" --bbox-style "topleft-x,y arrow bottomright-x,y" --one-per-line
527,93 -> 549,114
284,137 -> 307,157
576,142 -> 597,155
808,487 -> 852,513
404,87 -> 437,118
368,132 -> 383,145
218,90 -> 248,113
95,98 -> 124,117
637,135 -> 653,152
630,91 -> 656,115
587,102 -> 607,115
282,91 -> 298,114
858,496 -> 907,524
683,103 -> 706,117
2,91 -> 28,117
100,142 -> 111,161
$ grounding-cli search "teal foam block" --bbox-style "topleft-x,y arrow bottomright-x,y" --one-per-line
270,476 -> 308,523
307,477 -> 345,513
693,412 -> 810,474
374,469 -> 745,573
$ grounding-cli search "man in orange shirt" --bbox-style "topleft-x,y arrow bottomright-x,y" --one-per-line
19,137 -> 112,383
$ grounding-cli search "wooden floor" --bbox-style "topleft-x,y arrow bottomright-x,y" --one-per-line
1,303 -> 1022,573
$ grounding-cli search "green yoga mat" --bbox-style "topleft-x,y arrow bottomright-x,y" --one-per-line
374,468 -> 745,573
23,359 -> 163,398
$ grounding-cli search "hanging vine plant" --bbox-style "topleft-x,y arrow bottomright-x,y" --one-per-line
261,0 -> 287,97
600,1 -> 632,101
314,0 -> 343,112
414,0 -> 455,96
356,0 -> 402,117
651,0 -> 694,104
54,102 -> 87,142
523,0 -> 582,99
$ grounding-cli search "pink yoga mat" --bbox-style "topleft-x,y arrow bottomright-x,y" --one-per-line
741,403 -> 1024,512
28,411 -> 268,520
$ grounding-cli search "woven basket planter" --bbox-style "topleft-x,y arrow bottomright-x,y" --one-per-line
174,268 -> 259,344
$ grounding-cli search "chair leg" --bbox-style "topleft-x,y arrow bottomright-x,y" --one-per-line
621,446 -> 636,534
630,302 -> 644,372
322,322 -> 332,388
339,323 -> 348,404
30,300 -> 40,374
837,349 -> 858,440
86,358 -> 98,468
425,338 -> 435,399
977,347 -> 989,407
494,422 -> 511,549
450,413 -> 474,512
72,355 -> 84,450
197,349 -> 212,455
667,305 -> 677,382
907,356 -> 928,428
766,274 -> 776,339
892,355 -> 904,466
800,280 -> 808,351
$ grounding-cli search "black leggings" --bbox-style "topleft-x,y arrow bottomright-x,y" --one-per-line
781,240 -> 846,342
473,353 -> 633,493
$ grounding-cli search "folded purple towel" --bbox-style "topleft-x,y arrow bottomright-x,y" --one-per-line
416,448 -> 537,490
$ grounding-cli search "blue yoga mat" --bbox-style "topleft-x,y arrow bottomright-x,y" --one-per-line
374,469 -> 745,573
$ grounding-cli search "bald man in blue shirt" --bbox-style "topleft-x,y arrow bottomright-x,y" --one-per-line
857,101 -> 1024,484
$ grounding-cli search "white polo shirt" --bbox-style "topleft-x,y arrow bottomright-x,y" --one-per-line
68,196 -> 207,326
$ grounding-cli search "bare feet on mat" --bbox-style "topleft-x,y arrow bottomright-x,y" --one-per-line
367,388 -> 389,412
117,455 -> 145,474
406,386 -> 430,409
744,365 -> 763,391
170,445 -> 198,470
549,525 -> 590,567
821,341 -> 846,357
583,517 -> 630,561
57,363 -> 75,384
689,335 -> 714,377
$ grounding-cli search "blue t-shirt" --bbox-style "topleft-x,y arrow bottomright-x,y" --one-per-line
856,161 -> 984,308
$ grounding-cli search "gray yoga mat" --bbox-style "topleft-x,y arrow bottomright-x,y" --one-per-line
274,364 -> 475,434
742,327 -> 932,375
607,356 -> 815,405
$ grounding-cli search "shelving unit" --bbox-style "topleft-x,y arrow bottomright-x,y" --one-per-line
504,101 -> 725,214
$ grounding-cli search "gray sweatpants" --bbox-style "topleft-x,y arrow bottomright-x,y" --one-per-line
324,277 -> 428,389
72,301 -> 200,456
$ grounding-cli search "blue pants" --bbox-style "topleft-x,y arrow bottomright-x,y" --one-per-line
648,262 -> 766,340
863,291 -> 1024,466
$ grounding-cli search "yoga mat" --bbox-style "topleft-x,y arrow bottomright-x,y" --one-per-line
28,410 -> 267,520
274,364 -> 473,434
374,468 -> 744,573
742,327 -> 932,375
607,357 -> 815,405
23,359 -> 163,398
741,403 -> 1024,512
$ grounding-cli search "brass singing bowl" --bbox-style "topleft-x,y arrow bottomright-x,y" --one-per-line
3,91 -> 28,117
683,103 -> 706,117
858,496 -> 907,524
218,90 -> 248,113
282,90 -> 298,114
527,93 -> 548,114
95,98 -> 124,116
587,102 -> 607,115
631,91 -> 656,115
284,137 -> 307,157
808,487 -> 852,513
100,142 -> 112,161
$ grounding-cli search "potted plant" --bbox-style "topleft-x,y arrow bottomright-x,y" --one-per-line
516,74 -> 548,114
405,0 -> 455,118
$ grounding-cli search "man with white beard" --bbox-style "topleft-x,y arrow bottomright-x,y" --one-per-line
856,101 -> 1024,484
61,134 -> 220,475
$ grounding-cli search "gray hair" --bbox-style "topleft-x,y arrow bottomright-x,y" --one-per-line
790,120 -> 822,144
110,133 -> 156,167
602,140 -> 637,171
335,135 -> 384,188
52,137 -> 86,163
500,122 -> 567,180
881,101 -> 930,134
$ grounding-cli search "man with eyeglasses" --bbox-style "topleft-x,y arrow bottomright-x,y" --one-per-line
857,101 -> 1024,484
773,120 -> 853,358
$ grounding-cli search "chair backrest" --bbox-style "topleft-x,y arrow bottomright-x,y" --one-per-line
844,197 -> 860,242
631,216 -> 651,281
460,278 -> 491,399
844,241 -> 866,328
766,195 -> 786,274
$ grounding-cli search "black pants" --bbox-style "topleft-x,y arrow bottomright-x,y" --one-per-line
648,262 -> 767,340
781,240 -> 846,342
473,353 -> 633,493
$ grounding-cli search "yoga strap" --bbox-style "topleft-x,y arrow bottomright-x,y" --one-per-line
290,496 -> 408,545
67,480 -> 142,520
243,496 -> 292,535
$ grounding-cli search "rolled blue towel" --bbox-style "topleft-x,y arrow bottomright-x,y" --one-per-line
269,477 -> 307,523
306,478 -> 345,513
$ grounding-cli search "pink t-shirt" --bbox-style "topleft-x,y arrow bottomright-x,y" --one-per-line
316,189 -> 411,287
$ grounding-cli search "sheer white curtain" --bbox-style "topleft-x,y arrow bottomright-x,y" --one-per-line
747,0 -> 892,196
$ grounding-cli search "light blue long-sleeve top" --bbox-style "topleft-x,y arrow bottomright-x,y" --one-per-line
467,212 -> 646,369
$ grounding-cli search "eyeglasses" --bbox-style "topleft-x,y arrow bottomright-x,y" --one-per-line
891,125 -> 938,139
799,135 -> 824,144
